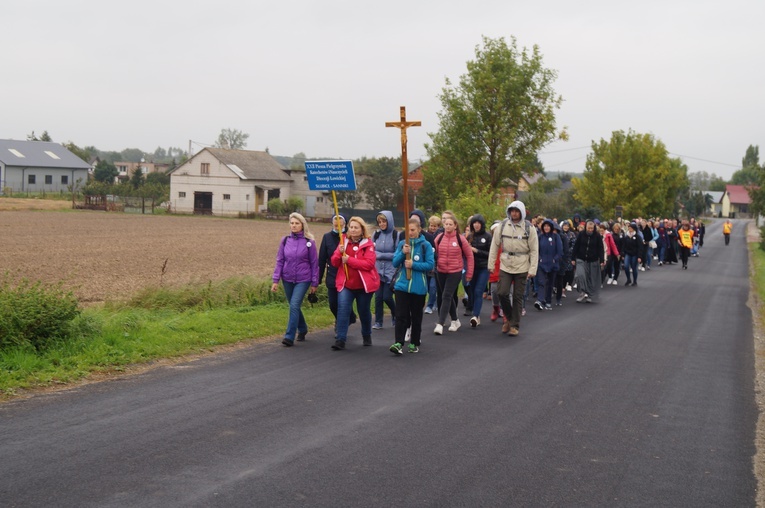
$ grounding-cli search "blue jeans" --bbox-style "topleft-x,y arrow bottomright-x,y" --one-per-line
426,276 -> 437,310
374,280 -> 396,326
282,281 -> 310,341
337,288 -> 373,342
624,255 -> 639,283
471,268 -> 490,317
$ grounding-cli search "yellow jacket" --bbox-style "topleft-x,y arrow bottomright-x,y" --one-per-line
723,222 -> 732,234
678,228 -> 695,248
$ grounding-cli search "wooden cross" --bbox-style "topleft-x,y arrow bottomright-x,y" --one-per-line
386,106 -> 421,278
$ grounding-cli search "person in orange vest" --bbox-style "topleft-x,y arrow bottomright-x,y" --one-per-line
723,220 -> 732,246
678,220 -> 695,270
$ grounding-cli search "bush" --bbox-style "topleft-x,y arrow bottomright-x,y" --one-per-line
0,277 -> 80,351
268,198 -> 285,215
285,197 -> 304,214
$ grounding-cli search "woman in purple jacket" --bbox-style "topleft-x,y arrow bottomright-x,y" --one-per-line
271,212 -> 319,347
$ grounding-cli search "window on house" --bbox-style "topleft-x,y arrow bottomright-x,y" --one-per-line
61,175 -> 68,185
45,175 -> 53,185
201,163 -> 210,175
179,192 -> 186,198
223,194 -> 231,200
28,175 -> 36,184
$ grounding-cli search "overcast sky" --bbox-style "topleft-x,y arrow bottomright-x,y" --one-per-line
3,0 -> 763,179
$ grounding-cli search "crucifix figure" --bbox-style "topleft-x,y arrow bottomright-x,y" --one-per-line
386,106 -> 421,279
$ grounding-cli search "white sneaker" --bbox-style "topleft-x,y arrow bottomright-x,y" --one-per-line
424,307 -> 433,314
606,277 -> 613,285
405,326 -> 411,342
434,324 -> 443,335
611,279 -> 618,285
448,319 -> 461,332
470,316 -> 480,327
565,284 -> 572,292
639,267 -> 645,272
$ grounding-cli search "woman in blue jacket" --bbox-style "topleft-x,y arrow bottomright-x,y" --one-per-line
271,212 -> 319,347
389,217 -> 435,355
534,219 -> 563,311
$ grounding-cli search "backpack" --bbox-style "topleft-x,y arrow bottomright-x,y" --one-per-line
497,218 -> 532,254
373,229 -> 399,246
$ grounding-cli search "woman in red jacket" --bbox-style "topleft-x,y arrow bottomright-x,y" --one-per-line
433,211 -> 474,335
330,217 -> 380,350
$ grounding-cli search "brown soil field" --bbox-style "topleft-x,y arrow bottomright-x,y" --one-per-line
0,209 -> 331,303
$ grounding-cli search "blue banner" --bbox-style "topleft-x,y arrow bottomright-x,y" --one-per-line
304,160 -> 357,191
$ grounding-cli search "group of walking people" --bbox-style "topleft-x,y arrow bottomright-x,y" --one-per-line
271,206 -> 728,355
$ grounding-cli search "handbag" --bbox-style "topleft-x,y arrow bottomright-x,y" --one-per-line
649,240 -> 657,249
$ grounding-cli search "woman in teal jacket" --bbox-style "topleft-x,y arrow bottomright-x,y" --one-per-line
389,217 -> 435,355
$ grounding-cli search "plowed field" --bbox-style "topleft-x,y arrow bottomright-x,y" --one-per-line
0,208 -> 330,303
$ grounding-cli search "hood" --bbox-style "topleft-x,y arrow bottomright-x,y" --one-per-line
541,218 -> 557,234
377,210 -> 395,233
331,214 -> 348,234
471,213 -> 487,234
506,201 -> 526,223
410,209 -> 427,229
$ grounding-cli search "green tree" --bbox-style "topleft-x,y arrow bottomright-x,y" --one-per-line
64,142 -> 91,163
130,165 -> 144,189
120,148 -> 146,162
215,128 -> 249,149
709,175 -> 727,191
425,36 -> 566,197
357,156 -> 402,210
146,172 -> 170,186
743,145 -> 759,168
731,166 -> 759,185
93,160 -> 119,183
27,130 -> 52,142
572,130 -> 688,218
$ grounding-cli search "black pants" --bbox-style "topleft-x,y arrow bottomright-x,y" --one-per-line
436,272 -> 462,325
394,291 -> 426,346
680,246 -> 691,267
724,233 -> 730,245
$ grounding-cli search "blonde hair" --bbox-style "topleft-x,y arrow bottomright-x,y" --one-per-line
347,216 -> 371,239
289,212 -> 314,241
428,215 -> 442,227
441,210 -> 459,231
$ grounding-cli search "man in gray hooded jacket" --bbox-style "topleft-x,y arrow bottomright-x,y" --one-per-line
488,201 -> 538,336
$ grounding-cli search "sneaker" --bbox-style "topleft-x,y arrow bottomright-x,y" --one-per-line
606,277 -> 614,285
281,338 -> 294,347
545,303 -> 552,310
521,308 -> 526,316
424,307 -> 433,314
585,296 -> 592,303
448,319 -> 461,332
389,342 -> 403,355
639,267 -> 645,272
363,335 -> 372,346
434,324 -> 444,335
331,340 -> 345,350
296,332 -> 306,342
372,322 -> 383,330
534,300 -> 543,311
555,301 -> 562,306
408,343 -> 419,353
404,327 -> 411,342
470,316 -> 480,327
576,293 -> 587,303
565,284 -> 572,292
658,261 -> 663,266
508,327 -> 520,336
611,279 -> 618,285
624,281 -> 632,286
645,266 -> 651,270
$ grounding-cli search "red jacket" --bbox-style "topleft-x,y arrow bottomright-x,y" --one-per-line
604,232 -> 620,257
331,237 -> 380,293
435,231 -> 474,279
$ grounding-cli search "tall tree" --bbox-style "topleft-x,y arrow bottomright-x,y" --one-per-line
425,36 -> 566,196
93,160 -> 119,183
130,165 -> 144,189
215,128 -> 249,149
357,156 -> 402,210
742,145 -> 760,169
572,130 -> 688,218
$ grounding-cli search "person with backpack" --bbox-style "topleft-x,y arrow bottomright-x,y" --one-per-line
271,212 -> 319,347
389,217 -> 435,355
330,217 -> 379,350
488,201 -> 538,337
372,211 -> 398,330
433,211 -> 474,335
318,214 -> 357,336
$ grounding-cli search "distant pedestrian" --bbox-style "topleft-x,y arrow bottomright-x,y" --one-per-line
723,219 -> 732,246
678,220 -> 695,269
272,212 -> 319,347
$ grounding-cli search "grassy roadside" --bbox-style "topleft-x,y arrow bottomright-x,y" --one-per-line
0,278 -> 336,398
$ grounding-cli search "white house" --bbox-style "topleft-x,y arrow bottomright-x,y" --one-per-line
0,139 -> 91,193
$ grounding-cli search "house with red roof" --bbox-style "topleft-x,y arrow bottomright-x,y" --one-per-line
721,184 -> 752,218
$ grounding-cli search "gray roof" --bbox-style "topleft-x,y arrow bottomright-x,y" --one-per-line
0,139 -> 92,170
202,148 -> 291,182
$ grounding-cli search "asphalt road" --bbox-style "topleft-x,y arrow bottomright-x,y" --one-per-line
0,220 -> 757,507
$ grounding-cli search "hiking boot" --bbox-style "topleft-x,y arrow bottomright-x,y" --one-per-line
331,340 -> 345,350
470,316 -> 480,327
389,342 -> 403,355
490,306 -> 499,322
508,327 -> 520,336
448,319 -> 461,332
281,338 -> 294,347
296,332 -> 306,342
363,335 -> 372,346
434,324 -> 444,335
408,343 -> 419,354
501,320 -> 511,334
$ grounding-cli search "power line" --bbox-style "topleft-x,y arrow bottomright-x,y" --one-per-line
668,152 -> 739,168
540,145 -> 590,154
